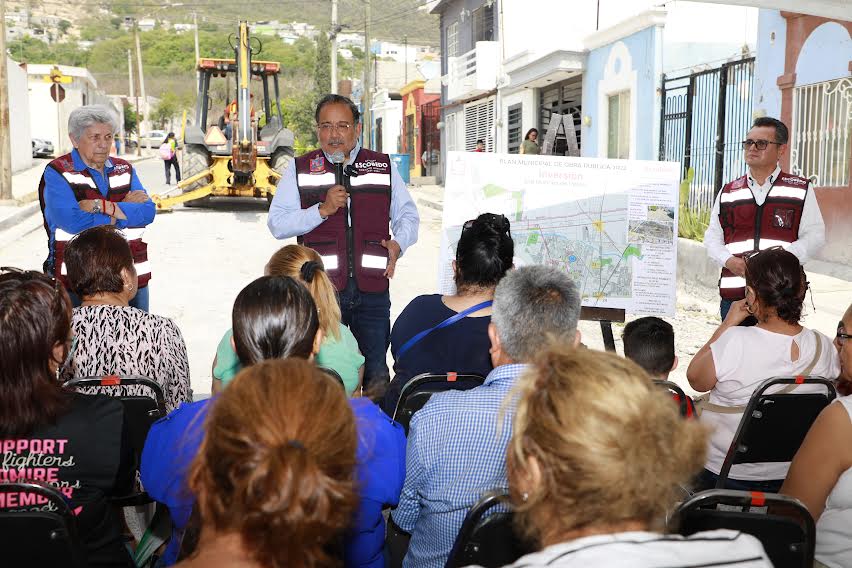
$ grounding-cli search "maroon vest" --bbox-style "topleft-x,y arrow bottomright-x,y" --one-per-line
38,153 -> 151,288
717,171 -> 808,299
296,148 -> 392,293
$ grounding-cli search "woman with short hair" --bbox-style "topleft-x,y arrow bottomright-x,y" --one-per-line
63,225 -> 191,412
0,268 -> 135,567
177,358 -> 358,568
384,213 -> 514,412
503,345 -> 771,567
687,247 -> 839,491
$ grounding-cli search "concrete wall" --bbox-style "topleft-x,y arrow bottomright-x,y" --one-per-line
753,9 -> 787,119
501,0 -> 596,60
7,58 -> 32,173
497,88 -> 536,154
795,21 -> 852,86
581,25 -> 661,160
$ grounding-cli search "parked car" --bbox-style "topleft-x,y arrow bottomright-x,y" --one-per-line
32,138 -> 54,158
139,130 -> 167,148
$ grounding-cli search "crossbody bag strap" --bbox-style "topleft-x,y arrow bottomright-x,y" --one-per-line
702,330 -> 823,414
396,300 -> 493,360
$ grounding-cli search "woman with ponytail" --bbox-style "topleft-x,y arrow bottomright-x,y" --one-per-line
142,276 -> 405,568
687,247 -> 839,491
212,245 -> 365,396
384,213 -> 514,413
176,358 -> 358,568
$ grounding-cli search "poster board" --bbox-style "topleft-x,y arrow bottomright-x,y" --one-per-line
439,152 -> 681,316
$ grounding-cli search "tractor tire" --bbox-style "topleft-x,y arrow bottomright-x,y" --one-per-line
268,148 -> 295,207
181,145 -> 212,208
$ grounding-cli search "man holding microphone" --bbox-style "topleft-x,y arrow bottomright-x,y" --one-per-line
268,94 -> 420,387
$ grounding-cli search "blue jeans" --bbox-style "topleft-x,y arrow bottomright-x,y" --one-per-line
696,468 -> 783,493
68,285 -> 150,312
338,277 -> 390,388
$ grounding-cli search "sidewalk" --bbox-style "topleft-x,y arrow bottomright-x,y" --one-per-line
0,153 -> 153,233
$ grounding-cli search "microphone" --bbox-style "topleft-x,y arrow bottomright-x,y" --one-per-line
330,151 -> 346,186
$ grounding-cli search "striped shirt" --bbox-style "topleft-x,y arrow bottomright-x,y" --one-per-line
499,530 -> 772,567
391,363 -> 527,568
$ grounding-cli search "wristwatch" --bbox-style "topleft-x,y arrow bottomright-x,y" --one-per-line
91,200 -> 102,214
318,202 -> 328,220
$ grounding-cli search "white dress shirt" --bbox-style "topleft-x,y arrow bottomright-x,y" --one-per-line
703,165 -> 826,268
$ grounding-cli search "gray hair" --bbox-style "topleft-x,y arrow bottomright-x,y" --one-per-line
68,105 -> 119,141
491,266 -> 581,362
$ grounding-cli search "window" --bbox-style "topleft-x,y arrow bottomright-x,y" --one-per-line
539,76 -> 582,153
465,97 -> 495,151
792,78 -> 851,187
446,21 -> 459,58
472,4 -> 494,42
607,91 -> 630,159
507,104 -> 522,154
406,114 -> 416,164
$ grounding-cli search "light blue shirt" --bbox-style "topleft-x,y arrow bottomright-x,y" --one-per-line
391,363 -> 528,568
267,142 -> 420,255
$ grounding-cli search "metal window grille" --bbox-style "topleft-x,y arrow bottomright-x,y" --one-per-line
791,77 -> 851,188
465,98 -> 495,151
446,21 -> 459,58
472,4 -> 494,42
507,103 -> 522,154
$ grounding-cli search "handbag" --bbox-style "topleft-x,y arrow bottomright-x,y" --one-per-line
695,329 -> 823,416
396,300 -> 492,360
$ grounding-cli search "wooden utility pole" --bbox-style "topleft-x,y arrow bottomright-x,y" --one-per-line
0,1 -> 13,201
363,0 -> 372,147
330,0 -> 338,93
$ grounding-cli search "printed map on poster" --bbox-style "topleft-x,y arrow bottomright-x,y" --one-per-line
439,152 -> 681,315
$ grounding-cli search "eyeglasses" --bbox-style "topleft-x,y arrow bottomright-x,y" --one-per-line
317,122 -> 354,132
1,266 -> 62,303
837,332 -> 852,346
742,139 -> 783,151
58,336 -> 78,376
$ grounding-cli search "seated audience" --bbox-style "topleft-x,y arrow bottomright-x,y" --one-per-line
0,268 -> 135,567
391,265 -> 580,568
687,247 -> 839,491
175,358 -> 358,568
782,302 -> 852,568
63,225 -> 191,411
502,345 -> 772,567
212,245 -> 365,396
384,213 -> 513,413
142,276 -> 405,567
623,316 -> 694,416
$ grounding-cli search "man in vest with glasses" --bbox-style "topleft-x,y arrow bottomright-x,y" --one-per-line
38,104 -> 156,312
268,94 -> 420,387
704,116 -> 825,320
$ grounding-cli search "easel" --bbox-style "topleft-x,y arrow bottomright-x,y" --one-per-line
543,113 -> 622,352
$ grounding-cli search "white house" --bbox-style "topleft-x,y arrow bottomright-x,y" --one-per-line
27,64 -> 101,155
7,57 -> 32,173
370,89 -> 403,155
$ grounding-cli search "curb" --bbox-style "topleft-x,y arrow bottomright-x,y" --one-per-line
417,198 -> 443,212
0,202 -> 40,234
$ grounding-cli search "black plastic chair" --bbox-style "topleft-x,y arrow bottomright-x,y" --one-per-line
64,375 -> 167,506
653,379 -> 692,417
445,491 -> 532,568
670,489 -> 815,568
716,376 -> 836,489
0,481 -> 87,568
392,372 -> 486,434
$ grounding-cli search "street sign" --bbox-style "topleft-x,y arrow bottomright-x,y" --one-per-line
50,84 -> 66,103
43,66 -> 73,84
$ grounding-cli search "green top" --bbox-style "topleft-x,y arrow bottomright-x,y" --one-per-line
213,323 -> 365,396
520,139 -> 540,155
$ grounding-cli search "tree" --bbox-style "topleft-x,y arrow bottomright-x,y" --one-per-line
123,101 -> 139,135
314,28 -> 330,96
151,92 -> 184,129
58,20 -> 72,36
